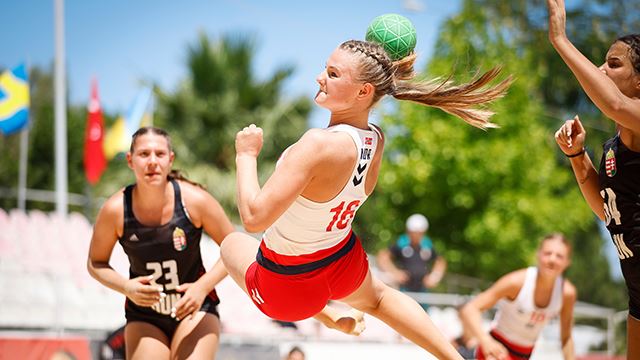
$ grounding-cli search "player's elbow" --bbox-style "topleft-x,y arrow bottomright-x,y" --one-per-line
458,302 -> 472,319
240,214 -> 269,233
86,258 -> 99,279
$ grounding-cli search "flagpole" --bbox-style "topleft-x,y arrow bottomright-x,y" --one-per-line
54,0 -> 68,217
17,123 -> 29,211
17,61 -> 32,211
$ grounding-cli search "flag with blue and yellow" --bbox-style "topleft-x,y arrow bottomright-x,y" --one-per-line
103,86 -> 153,160
0,64 -> 30,135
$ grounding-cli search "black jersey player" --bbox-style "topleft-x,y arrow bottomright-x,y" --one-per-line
88,127 -> 234,359
548,0 -> 640,357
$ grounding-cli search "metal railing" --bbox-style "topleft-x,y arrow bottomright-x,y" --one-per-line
402,291 -> 625,356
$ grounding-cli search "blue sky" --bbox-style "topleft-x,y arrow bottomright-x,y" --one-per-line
2,0 -> 622,279
1,0 -> 461,127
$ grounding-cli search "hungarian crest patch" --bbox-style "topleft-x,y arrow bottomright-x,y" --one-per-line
605,148 -> 617,177
173,227 -> 187,251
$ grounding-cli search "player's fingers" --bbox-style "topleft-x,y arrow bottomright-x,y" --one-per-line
554,129 -> 563,142
136,274 -> 154,284
140,285 -> 164,294
137,295 -> 160,307
574,114 -> 585,133
171,299 -> 190,319
173,303 -> 197,321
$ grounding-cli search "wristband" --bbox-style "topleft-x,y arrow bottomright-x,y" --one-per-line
566,147 -> 585,158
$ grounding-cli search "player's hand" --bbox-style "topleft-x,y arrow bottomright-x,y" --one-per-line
171,282 -> 207,321
393,270 -> 409,285
423,274 -> 440,289
236,124 -> 264,158
546,0 -> 567,43
480,337 -> 509,360
123,275 -> 165,307
555,115 -> 586,156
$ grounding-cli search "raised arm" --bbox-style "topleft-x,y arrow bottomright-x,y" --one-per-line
555,115 -> 605,220
235,125 -> 326,232
547,0 -> 640,134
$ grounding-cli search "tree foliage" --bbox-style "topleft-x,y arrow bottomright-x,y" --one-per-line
147,33 -> 312,218
356,0 -> 628,309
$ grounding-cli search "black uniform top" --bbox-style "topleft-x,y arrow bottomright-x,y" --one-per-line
598,134 -> 640,318
118,179 -> 219,316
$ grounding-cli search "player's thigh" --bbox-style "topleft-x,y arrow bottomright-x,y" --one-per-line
628,314 -> 640,360
220,232 -> 260,292
336,270 -> 384,311
125,321 -> 171,360
171,312 -> 220,359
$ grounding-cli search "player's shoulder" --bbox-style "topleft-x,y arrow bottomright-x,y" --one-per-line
102,187 -> 125,214
499,268 -> 528,288
301,128 -> 340,144
562,278 -> 577,300
97,188 -> 126,221
492,268 -> 527,300
176,180 -> 212,205
296,128 -> 353,158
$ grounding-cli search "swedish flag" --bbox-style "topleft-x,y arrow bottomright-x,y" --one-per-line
0,64 -> 30,135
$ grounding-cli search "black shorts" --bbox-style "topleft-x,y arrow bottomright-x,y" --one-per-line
125,296 -> 220,340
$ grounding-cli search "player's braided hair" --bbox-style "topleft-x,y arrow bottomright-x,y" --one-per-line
617,34 -> 640,74
130,126 -> 206,189
339,39 -> 513,130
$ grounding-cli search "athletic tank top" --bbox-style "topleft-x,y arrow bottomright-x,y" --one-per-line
118,179 -> 219,316
492,267 -> 564,346
262,124 -> 381,257
598,134 -> 640,313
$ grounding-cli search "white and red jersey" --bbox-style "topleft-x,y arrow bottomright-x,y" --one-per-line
492,266 -> 564,347
261,124 -> 381,263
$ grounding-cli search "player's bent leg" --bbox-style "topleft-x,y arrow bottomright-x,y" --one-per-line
171,312 -> 220,360
220,232 -> 260,293
628,314 -> 640,360
125,321 -> 171,360
339,270 -> 462,360
313,305 -> 366,335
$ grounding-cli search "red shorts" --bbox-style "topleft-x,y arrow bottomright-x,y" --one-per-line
476,330 -> 534,360
244,231 -> 369,322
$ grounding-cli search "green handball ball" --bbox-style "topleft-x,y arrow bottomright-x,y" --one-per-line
365,14 -> 417,61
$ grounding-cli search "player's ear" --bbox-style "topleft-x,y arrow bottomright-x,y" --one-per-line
358,83 -> 374,99
126,152 -> 133,169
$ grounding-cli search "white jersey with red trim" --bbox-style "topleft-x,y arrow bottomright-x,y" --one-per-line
263,124 -> 380,256
492,266 -> 564,346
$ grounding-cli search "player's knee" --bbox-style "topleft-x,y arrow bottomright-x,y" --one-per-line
219,232 -> 241,259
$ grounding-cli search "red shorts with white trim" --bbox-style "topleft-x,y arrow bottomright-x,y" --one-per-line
244,231 -> 369,322
476,329 -> 534,360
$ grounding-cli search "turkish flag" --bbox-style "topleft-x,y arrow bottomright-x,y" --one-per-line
84,78 -> 107,185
